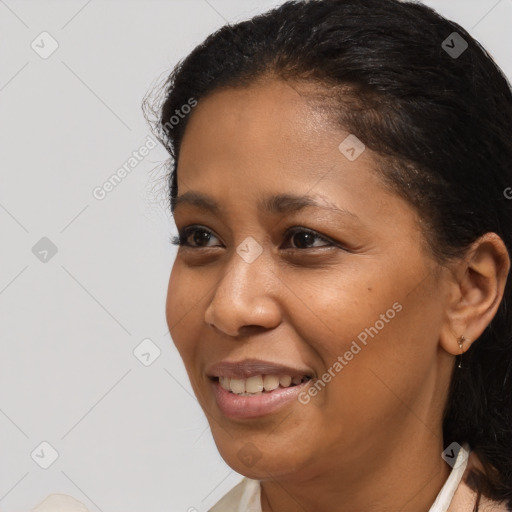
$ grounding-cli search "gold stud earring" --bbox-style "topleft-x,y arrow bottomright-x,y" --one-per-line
457,335 -> 467,368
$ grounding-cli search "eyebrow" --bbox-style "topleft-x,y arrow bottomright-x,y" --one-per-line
171,191 -> 360,221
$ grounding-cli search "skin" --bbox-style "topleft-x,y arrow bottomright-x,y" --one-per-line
166,79 -> 510,512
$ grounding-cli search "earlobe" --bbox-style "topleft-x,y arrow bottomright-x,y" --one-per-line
439,232 -> 510,359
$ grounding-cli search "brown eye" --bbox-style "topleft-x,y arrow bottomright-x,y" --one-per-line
192,229 -> 213,246
284,228 -> 333,249
171,226 -> 222,248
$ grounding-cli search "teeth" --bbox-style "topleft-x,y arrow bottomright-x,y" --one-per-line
218,374 -> 308,395
263,375 -> 280,392
219,376 -> 230,391
230,378 -> 246,394
246,375 -> 263,393
279,375 -> 292,387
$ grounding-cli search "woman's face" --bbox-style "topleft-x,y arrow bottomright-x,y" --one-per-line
167,79 -> 453,481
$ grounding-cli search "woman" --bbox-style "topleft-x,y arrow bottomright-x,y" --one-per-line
146,0 -> 512,510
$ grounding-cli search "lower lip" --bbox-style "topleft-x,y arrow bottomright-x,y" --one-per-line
210,379 -> 310,420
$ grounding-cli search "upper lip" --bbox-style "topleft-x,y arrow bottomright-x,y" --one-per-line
207,358 -> 313,379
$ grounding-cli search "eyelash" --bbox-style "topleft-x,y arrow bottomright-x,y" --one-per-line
171,225 -> 336,250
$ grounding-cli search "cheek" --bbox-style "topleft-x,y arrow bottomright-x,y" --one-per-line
283,252 -> 435,355
166,262 -> 204,358
287,261 -> 440,401
277,265 -> 384,361
312,279 -> 442,429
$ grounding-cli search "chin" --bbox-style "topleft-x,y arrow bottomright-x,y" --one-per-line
213,433 -> 312,481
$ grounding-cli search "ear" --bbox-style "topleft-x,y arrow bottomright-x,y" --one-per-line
439,232 -> 510,357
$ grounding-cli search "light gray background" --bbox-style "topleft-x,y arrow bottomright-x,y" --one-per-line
1,1 -> 511,511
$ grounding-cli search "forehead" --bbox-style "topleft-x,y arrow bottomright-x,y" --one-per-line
178,80 -> 367,183
175,79 -> 414,229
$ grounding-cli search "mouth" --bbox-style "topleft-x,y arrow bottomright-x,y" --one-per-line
207,359 -> 314,419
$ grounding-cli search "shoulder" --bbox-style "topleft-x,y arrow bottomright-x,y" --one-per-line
209,477 -> 261,512
449,451 -> 510,512
31,494 -> 90,512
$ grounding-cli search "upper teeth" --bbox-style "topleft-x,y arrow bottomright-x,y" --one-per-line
219,374 -> 307,395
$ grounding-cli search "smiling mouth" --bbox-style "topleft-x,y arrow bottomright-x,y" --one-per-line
210,374 -> 312,396
207,359 -> 314,419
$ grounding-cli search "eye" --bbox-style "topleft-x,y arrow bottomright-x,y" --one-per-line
171,225 -> 222,248
282,227 -> 334,249
171,226 -> 337,250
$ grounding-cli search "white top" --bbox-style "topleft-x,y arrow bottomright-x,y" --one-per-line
209,444 -> 470,512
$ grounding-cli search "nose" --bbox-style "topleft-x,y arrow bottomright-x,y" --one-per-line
204,248 -> 282,337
